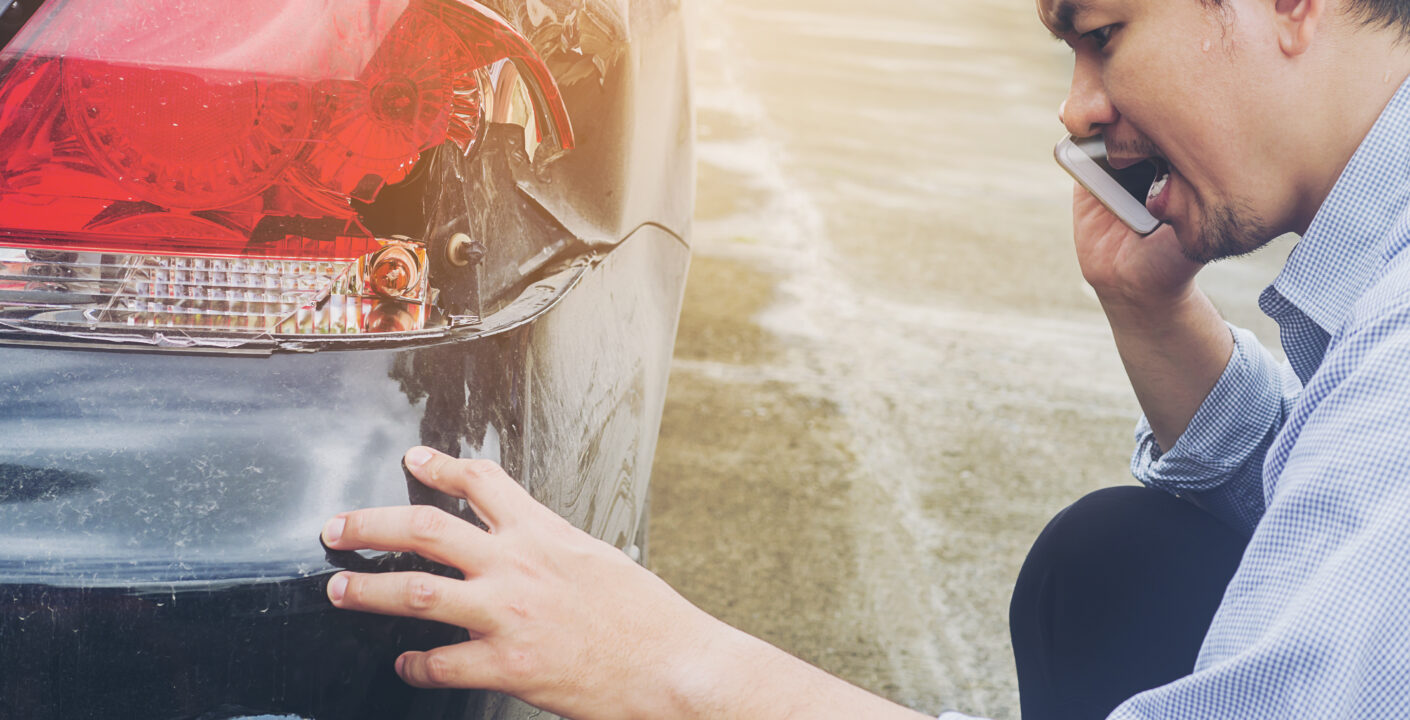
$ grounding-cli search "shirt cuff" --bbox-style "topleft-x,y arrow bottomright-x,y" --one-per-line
937,713 -> 989,720
1131,324 -> 1285,494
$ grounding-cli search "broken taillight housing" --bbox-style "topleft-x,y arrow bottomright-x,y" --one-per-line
0,0 -> 572,336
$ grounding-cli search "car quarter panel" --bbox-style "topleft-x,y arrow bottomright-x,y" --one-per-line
0,224 -> 689,720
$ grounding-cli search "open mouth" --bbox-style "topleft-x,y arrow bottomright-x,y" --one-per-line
1146,157 -> 1173,218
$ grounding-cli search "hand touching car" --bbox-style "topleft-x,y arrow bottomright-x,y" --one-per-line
323,447 -> 933,720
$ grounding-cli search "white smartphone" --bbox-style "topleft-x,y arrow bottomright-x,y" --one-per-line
1054,134 -> 1161,235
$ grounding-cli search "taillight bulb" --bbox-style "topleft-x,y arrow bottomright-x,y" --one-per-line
368,244 -> 420,300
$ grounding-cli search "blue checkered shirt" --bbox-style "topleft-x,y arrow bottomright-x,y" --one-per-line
1116,80 -> 1410,715
941,78 -> 1410,720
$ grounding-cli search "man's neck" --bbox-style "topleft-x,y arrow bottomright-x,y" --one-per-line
1293,37 -> 1410,232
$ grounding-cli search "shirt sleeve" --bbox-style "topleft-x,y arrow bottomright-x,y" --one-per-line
1110,303 -> 1410,718
1129,323 -> 1299,535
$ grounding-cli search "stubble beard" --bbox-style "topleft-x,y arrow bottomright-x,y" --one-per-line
1181,195 -> 1274,264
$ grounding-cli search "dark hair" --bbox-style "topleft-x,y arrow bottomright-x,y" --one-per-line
1344,0 -> 1410,37
1207,0 -> 1410,38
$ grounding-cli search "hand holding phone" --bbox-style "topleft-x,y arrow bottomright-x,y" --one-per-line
1054,135 -> 1161,235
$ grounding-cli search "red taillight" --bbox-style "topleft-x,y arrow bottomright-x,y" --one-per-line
0,0 -> 573,335
297,8 -> 484,204
64,60 -> 314,211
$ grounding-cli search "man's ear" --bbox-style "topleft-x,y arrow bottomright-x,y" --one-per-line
1274,0 -> 1323,56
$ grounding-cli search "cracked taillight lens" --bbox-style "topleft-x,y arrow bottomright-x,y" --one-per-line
0,0 -> 571,336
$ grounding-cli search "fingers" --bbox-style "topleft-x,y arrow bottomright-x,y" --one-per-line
396,641 -> 501,690
327,571 -> 497,634
403,447 -> 535,530
322,449 -> 554,695
323,504 -> 492,572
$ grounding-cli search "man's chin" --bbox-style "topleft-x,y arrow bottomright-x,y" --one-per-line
1173,203 -> 1274,264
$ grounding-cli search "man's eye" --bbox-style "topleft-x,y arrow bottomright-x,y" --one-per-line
1082,25 -> 1115,49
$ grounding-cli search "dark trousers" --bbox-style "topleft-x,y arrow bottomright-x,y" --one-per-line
1009,486 -> 1250,720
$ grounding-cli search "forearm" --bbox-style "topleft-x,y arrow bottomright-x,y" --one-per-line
1101,286 -> 1234,453
659,618 -> 933,720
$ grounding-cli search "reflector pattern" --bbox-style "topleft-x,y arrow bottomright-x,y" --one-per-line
0,246 -> 427,334
0,0 -> 576,339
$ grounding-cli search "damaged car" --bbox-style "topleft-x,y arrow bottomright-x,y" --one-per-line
0,0 -> 692,718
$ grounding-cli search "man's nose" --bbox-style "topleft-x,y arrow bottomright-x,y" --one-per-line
1060,54 -> 1117,137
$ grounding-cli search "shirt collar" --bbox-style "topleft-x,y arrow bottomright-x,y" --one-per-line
1269,77 -> 1410,335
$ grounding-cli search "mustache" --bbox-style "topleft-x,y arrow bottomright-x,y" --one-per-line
1103,137 -> 1163,160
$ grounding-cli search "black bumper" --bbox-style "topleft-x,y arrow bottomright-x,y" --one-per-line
0,226 -> 689,720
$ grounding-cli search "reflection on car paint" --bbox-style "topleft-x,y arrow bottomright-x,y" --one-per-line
0,226 -> 688,719
0,0 -> 693,715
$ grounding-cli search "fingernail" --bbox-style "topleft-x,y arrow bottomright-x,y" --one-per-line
328,573 -> 348,603
405,446 -> 434,468
322,516 -> 345,545
395,654 -> 406,675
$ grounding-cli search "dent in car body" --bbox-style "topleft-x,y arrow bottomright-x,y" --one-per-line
0,0 -> 693,716
478,0 -> 696,248
0,224 -> 689,720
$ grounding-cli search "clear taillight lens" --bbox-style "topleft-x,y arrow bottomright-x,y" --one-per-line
0,242 -> 426,334
0,0 -> 572,336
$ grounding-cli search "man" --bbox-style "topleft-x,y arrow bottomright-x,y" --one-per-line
318,0 -> 1410,716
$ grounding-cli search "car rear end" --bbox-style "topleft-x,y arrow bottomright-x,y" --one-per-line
0,1 -> 693,718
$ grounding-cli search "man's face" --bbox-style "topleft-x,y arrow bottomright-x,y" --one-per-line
1040,0 -> 1293,262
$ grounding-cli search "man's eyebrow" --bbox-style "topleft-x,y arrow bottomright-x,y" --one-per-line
1046,0 -> 1089,40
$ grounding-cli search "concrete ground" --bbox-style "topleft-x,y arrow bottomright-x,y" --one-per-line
647,0 -> 1292,717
